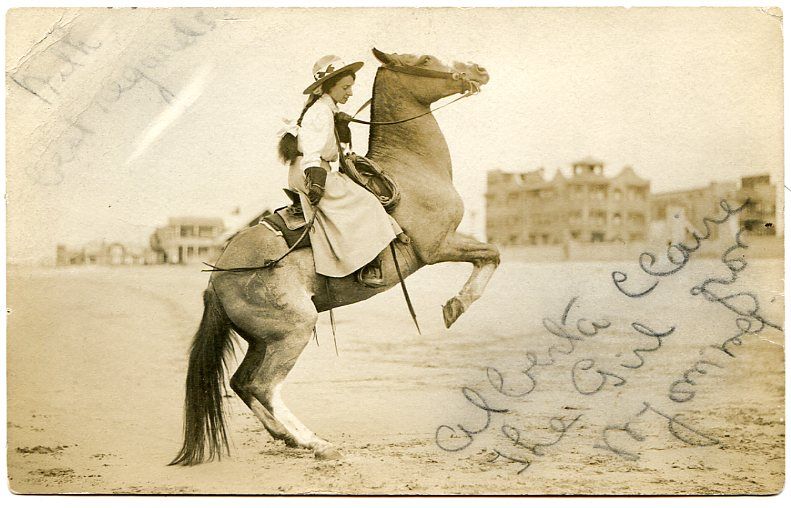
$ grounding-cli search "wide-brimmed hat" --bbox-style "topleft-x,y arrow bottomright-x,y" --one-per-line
303,55 -> 364,95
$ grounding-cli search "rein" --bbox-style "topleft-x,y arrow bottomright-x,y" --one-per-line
345,64 -> 480,127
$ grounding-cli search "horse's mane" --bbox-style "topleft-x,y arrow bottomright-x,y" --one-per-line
366,68 -> 385,151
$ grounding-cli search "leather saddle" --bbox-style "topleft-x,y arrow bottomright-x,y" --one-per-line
258,155 -> 399,251
259,189 -> 310,250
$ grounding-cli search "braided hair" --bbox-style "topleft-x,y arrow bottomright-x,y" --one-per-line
278,70 -> 356,164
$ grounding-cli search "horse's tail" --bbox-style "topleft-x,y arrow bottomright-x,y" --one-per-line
169,286 -> 234,466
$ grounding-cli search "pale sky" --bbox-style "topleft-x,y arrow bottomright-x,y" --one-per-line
5,7 -> 784,263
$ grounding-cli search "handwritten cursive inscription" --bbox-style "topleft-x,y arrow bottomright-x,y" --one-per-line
437,198 -> 778,475
11,11 -> 217,186
435,297 -> 677,473
612,199 -> 750,298
435,388 -> 508,452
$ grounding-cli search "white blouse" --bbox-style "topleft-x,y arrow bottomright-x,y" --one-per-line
298,93 -> 340,172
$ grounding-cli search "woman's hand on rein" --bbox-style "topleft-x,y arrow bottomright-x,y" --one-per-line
335,112 -> 353,124
304,166 -> 328,205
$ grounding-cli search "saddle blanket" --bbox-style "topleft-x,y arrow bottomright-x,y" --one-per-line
260,206 -> 310,250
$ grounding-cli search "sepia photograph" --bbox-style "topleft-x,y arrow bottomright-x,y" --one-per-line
4,5 -> 785,496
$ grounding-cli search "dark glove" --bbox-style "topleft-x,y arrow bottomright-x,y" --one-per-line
304,166 -> 327,206
334,112 -> 352,144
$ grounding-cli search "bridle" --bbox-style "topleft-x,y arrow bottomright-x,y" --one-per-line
345,63 -> 481,127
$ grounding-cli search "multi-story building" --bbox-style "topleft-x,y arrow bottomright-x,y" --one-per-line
735,174 -> 777,236
648,181 -> 738,243
648,174 -> 778,243
486,158 -> 650,245
149,217 -> 225,264
486,161 -> 778,247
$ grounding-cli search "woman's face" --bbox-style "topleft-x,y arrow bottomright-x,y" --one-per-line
326,75 -> 355,104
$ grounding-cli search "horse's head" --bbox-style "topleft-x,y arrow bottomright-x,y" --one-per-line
372,48 -> 489,105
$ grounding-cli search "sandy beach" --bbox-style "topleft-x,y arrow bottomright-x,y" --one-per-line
6,254 -> 785,495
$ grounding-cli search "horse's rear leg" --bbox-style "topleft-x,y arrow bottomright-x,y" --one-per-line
430,232 -> 501,328
231,342 -> 295,445
231,326 -> 341,460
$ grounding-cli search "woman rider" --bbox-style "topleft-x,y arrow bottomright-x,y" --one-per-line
278,55 -> 407,287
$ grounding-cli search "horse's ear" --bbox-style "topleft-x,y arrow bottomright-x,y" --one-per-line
372,48 -> 393,64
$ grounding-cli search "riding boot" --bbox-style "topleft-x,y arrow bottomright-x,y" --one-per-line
356,254 -> 386,288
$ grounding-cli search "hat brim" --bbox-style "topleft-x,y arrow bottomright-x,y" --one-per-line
303,61 -> 364,95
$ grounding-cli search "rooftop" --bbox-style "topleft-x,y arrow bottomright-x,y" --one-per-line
167,217 -> 225,228
573,156 -> 605,167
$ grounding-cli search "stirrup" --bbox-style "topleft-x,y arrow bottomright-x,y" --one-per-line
356,263 -> 386,288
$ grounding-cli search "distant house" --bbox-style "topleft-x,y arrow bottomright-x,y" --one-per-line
56,241 -> 149,266
149,217 -> 225,264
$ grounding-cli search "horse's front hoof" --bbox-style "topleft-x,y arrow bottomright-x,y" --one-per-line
442,297 -> 465,328
314,445 -> 343,461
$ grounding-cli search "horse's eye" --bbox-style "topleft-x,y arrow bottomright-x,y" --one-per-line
418,55 -> 430,66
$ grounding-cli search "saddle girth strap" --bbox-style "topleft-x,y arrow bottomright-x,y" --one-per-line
390,242 -> 421,335
325,276 -> 339,356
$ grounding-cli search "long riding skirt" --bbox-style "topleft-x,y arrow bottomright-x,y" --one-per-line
288,159 -> 401,277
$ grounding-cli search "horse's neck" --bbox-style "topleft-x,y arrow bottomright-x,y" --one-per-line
366,72 -> 452,179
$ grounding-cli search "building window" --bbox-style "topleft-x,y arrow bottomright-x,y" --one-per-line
741,219 -> 775,236
590,210 -> 607,226
199,226 -> 215,238
612,213 -> 622,225
198,246 -> 208,255
570,230 -> 581,240
591,232 -> 605,242
627,186 -> 646,201
592,185 -> 607,200
187,246 -> 194,257
180,226 -> 194,237
613,189 -> 622,201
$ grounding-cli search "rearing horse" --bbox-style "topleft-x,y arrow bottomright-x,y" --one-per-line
170,48 -> 499,465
